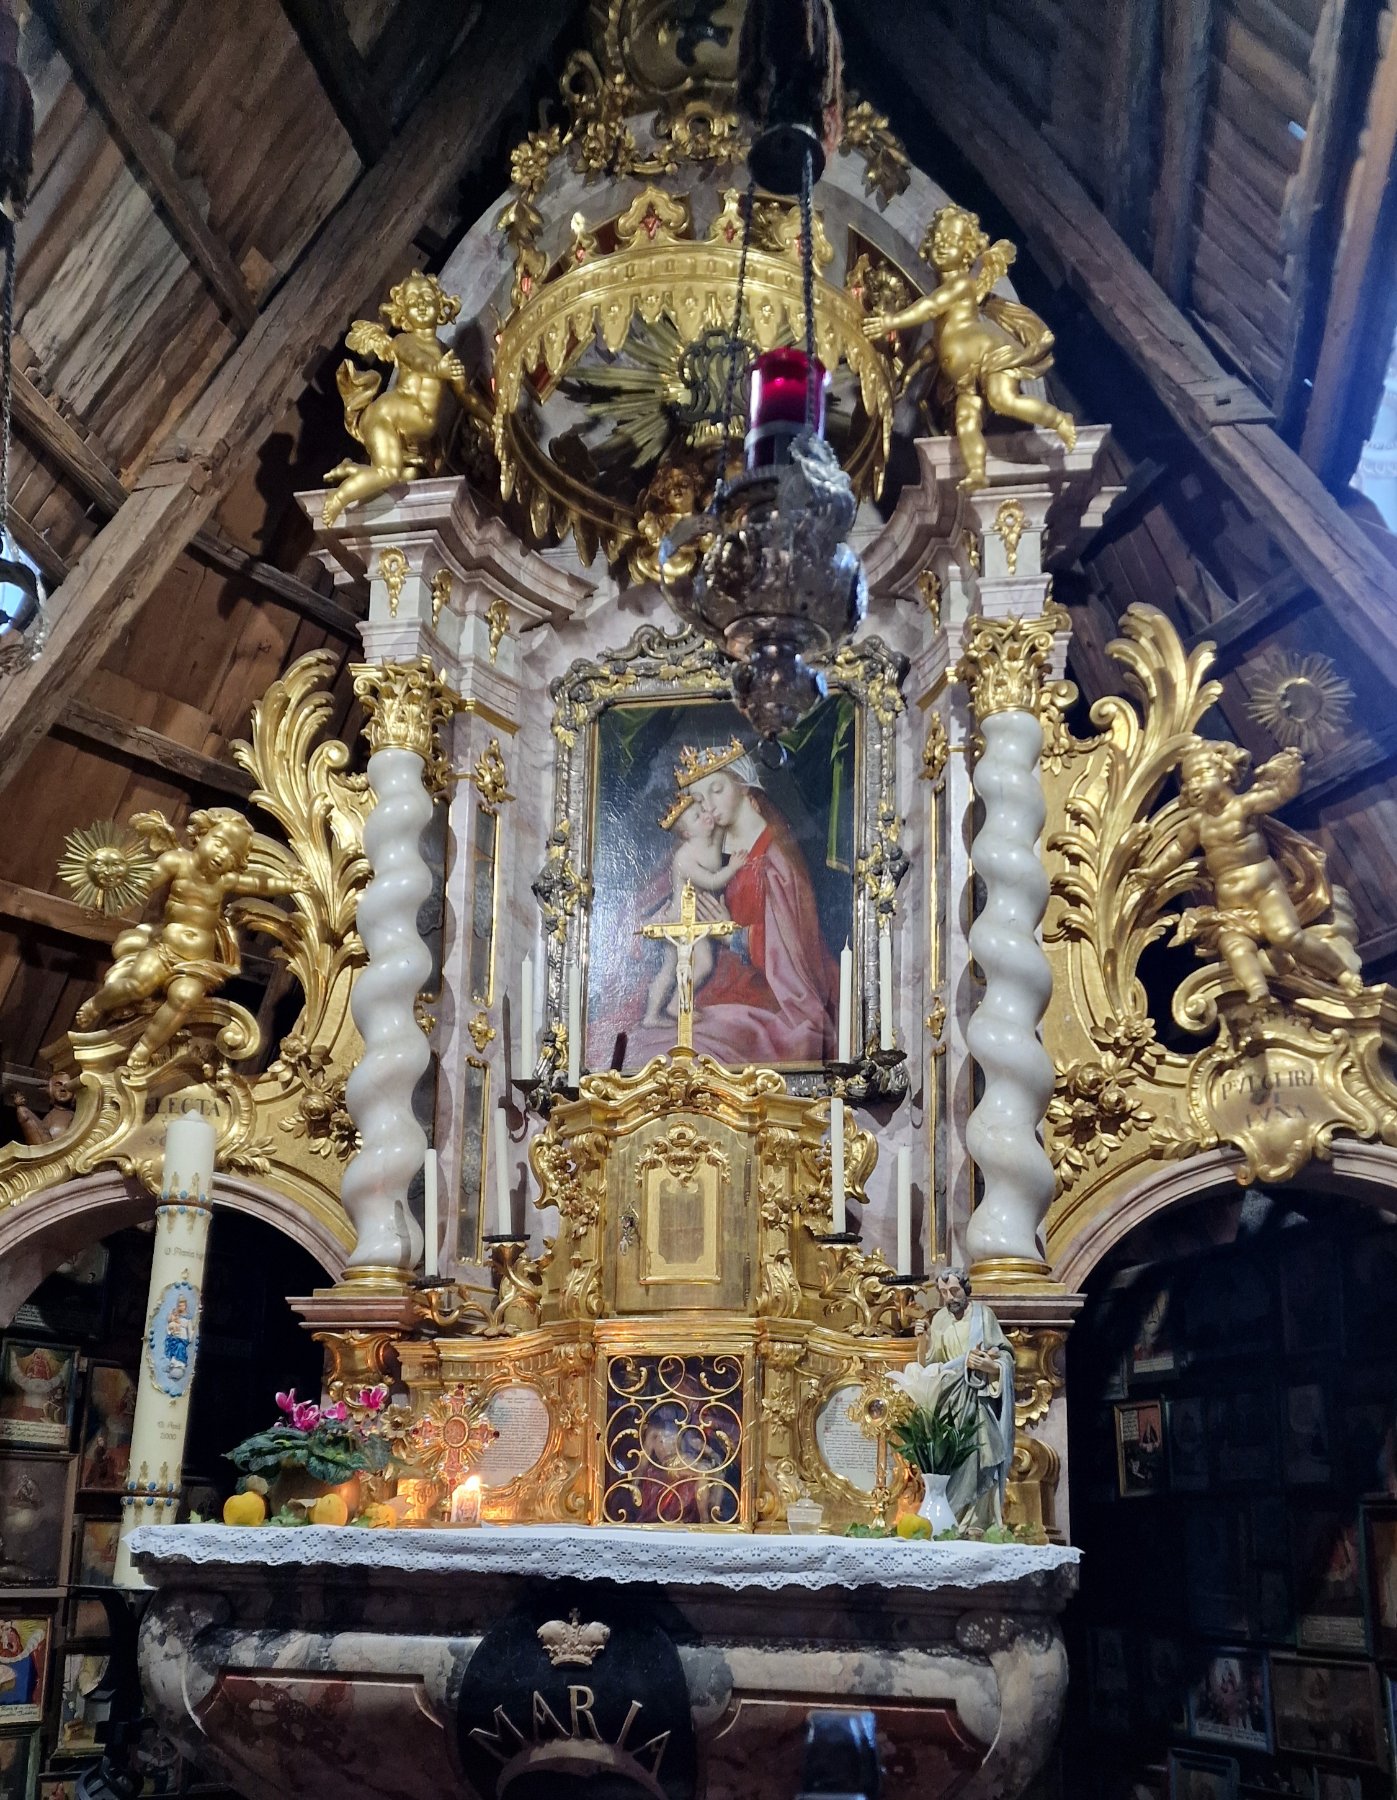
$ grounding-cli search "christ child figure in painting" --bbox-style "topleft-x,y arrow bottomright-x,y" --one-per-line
1154,738 -> 1362,1006
74,808 -> 299,1068
642,793 -> 747,1026
915,1266 -> 1016,1528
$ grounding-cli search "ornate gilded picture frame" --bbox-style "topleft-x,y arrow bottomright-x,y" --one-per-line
535,626 -> 906,1097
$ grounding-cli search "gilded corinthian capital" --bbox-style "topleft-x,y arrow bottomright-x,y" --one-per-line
352,658 -> 464,770
958,602 -> 1070,720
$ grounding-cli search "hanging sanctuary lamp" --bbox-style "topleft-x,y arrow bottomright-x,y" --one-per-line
0,0 -> 40,675
659,0 -> 866,742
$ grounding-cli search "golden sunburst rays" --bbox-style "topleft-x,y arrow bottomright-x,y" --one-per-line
58,820 -> 157,917
1245,652 -> 1354,755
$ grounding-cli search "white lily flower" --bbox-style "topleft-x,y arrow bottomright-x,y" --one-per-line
889,1361 -> 947,1413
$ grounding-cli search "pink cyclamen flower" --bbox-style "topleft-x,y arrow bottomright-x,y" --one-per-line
355,1385 -> 388,1412
275,1390 -> 297,1416
320,1402 -> 349,1424
290,1401 -> 321,1432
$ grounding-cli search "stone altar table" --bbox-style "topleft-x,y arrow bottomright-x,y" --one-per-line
132,1524 -> 1079,1800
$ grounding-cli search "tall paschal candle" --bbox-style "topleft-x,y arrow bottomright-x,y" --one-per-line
745,347 -> 829,469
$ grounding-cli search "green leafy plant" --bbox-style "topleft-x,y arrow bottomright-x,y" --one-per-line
226,1388 -> 391,1485
889,1393 -> 978,1476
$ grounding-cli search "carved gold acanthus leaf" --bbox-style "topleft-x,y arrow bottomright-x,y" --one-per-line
958,601 -> 1069,720
1040,604 -> 1397,1265
352,658 -> 466,775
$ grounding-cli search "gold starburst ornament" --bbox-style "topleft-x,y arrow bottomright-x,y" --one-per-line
58,821 -> 158,917
1245,652 -> 1353,755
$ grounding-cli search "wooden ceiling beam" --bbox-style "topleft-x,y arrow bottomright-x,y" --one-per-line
53,698 -> 254,801
1152,0 -> 1214,303
278,0 -> 392,166
0,0 -> 577,786
851,6 -> 1397,689
12,358 -> 364,639
33,0 -> 260,332
1298,5 -> 1397,483
1272,0 -> 1378,435
1103,0 -> 1161,257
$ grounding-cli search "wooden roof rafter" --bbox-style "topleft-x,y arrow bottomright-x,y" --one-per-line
33,0 -> 260,331
851,3 -> 1397,688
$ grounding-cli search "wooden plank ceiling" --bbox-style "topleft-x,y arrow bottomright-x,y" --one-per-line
2,0 -> 1397,1104
0,0 -> 573,1090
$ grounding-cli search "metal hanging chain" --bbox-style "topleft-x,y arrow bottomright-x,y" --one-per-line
714,177 -> 757,509
0,216 -> 15,540
801,148 -> 817,431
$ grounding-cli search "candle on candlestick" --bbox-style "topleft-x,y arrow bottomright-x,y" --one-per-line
566,966 -> 582,1088
830,1099 -> 845,1235
837,942 -> 853,1064
896,1146 -> 912,1276
519,953 -> 534,1070
492,1106 -> 512,1238
878,926 -> 895,1051
423,1150 -> 439,1280
449,1474 -> 482,1526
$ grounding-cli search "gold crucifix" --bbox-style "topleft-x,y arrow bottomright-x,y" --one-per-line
639,880 -> 737,1049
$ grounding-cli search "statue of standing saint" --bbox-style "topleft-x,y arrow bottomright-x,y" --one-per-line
914,1266 -> 1016,1528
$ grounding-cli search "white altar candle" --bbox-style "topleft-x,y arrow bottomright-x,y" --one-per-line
519,953 -> 534,1070
492,1106 -> 512,1237
450,1474 -> 482,1526
566,965 -> 582,1088
896,1146 -> 912,1276
423,1150 -> 439,1280
830,1099 -> 845,1234
878,925 -> 895,1051
162,1113 -> 216,1200
837,942 -> 853,1064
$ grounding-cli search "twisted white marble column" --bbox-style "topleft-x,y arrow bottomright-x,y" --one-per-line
960,607 -> 1066,1276
343,745 -> 433,1276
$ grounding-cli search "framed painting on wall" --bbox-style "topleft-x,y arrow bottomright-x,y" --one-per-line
0,1619 -> 52,1726
78,1365 -> 136,1494
537,628 -> 905,1097
0,1457 -> 73,1588
0,1730 -> 37,1800
1271,1656 -> 1384,1766
0,1345 -> 77,1452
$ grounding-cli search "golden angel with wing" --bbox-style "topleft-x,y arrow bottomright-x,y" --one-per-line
1143,740 -> 1363,1007
322,271 -> 492,527
70,808 -> 302,1068
862,203 -> 1075,491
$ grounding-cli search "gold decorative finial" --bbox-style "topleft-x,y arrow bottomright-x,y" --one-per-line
958,602 -> 1069,719
675,736 -> 746,788
379,548 -> 408,618
993,498 -> 1026,575
471,740 -> 514,816
863,204 -> 1075,491
430,568 -> 452,629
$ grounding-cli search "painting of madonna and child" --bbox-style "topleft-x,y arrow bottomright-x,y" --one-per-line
584,694 -> 856,1073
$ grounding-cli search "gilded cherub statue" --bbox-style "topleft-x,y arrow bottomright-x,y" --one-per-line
71,808 -> 300,1069
322,271 -> 492,527
1149,739 -> 1362,1007
862,203 -> 1075,491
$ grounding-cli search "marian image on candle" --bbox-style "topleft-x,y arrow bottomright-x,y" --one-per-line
584,694 -> 855,1072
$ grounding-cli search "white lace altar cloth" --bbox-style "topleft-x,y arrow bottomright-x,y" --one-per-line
129,1523 -> 1078,1594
